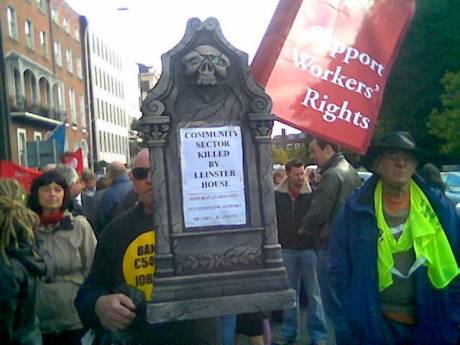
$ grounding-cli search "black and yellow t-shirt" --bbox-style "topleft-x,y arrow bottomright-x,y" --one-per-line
76,204 -> 219,345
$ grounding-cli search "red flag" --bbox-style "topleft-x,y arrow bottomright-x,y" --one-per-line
61,148 -> 84,174
251,0 -> 416,154
0,160 -> 42,192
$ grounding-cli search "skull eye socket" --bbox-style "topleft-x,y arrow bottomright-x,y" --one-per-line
210,56 -> 221,64
187,56 -> 203,66
210,56 -> 228,67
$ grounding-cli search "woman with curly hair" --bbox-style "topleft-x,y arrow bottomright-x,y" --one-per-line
0,179 -> 46,345
29,171 -> 97,345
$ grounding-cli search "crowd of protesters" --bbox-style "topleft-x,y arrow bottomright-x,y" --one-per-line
1,131 -> 460,345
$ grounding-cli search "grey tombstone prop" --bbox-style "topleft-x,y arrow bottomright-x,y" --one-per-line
138,17 -> 295,323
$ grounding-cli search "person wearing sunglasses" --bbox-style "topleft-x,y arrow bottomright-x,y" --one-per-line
75,149 -> 219,345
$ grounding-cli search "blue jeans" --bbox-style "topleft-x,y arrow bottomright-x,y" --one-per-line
220,314 -> 236,345
317,249 -> 350,345
281,249 -> 328,342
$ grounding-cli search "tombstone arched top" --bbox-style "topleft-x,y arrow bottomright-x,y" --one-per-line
141,17 -> 272,120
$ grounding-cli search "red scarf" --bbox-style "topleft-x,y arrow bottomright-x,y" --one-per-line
39,210 -> 64,226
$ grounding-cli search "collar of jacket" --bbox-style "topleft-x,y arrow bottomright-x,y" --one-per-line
275,178 -> 312,194
349,173 -> 441,216
37,210 -> 75,234
113,174 -> 131,185
320,152 -> 345,173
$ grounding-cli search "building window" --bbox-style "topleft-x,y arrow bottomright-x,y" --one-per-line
66,49 -> 73,73
98,69 -> 102,89
37,0 -> 46,12
51,8 -> 58,24
76,57 -> 83,79
54,41 -> 62,66
96,98 -> 100,118
96,37 -> 100,56
25,20 -> 35,49
98,132 -> 102,152
63,18 -> 70,33
74,29 -> 80,42
79,95 -> 86,129
39,31 -> 48,57
17,128 -> 27,166
34,131 -> 42,141
69,89 -> 77,125
104,132 -> 108,152
7,7 -> 18,39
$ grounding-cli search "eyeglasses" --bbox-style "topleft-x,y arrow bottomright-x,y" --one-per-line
132,167 -> 151,180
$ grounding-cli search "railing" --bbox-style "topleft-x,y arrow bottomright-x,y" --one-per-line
8,96 -> 66,121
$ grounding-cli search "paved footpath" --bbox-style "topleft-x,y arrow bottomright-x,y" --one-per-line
238,307 -> 336,345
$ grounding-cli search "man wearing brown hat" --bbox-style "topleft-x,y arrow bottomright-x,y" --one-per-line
329,131 -> 460,345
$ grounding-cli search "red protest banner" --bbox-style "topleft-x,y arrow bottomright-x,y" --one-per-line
61,148 -> 84,175
0,160 -> 42,192
251,0 -> 416,154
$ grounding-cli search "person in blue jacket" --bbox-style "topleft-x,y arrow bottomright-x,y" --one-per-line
329,131 -> 460,345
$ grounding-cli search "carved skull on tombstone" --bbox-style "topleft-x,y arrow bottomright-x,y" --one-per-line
182,45 -> 231,85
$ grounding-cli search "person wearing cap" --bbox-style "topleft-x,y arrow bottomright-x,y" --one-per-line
329,131 -> 460,345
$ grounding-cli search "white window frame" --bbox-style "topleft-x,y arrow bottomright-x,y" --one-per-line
51,8 -> 58,24
76,57 -> 83,79
37,0 -> 46,12
39,30 -> 49,57
79,95 -> 86,129
25,20 -> 35,49
54,40 -> 62,67
34,131 -> 42,141
69,89 -> 77,126
7,7 -> 18,39
63,17 -> 70,33
74,28 -> 80,42
17,128 -> 27,166
66,49 -> 73,74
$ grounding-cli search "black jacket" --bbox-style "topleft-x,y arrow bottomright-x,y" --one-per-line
75,204 -> 218,345
275,179 -> 315,250
301,153 -> 361,249
0,242 -> 46,345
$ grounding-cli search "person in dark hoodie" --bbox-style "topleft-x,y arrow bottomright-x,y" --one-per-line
0,179 -> 46,345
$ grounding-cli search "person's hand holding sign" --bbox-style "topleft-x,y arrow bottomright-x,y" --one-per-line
95,294 -> 137,331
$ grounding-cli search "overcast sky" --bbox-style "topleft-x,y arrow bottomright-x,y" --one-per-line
66,0 -> 300,135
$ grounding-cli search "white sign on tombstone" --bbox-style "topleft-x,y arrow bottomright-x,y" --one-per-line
180,126 -> 246,228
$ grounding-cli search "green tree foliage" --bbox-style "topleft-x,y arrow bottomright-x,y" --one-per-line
288,145 -> 310,162
378,0 -> 460,158
272,148 -> 289,165
272,143 -> 311,165
428,70 -> 460,155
